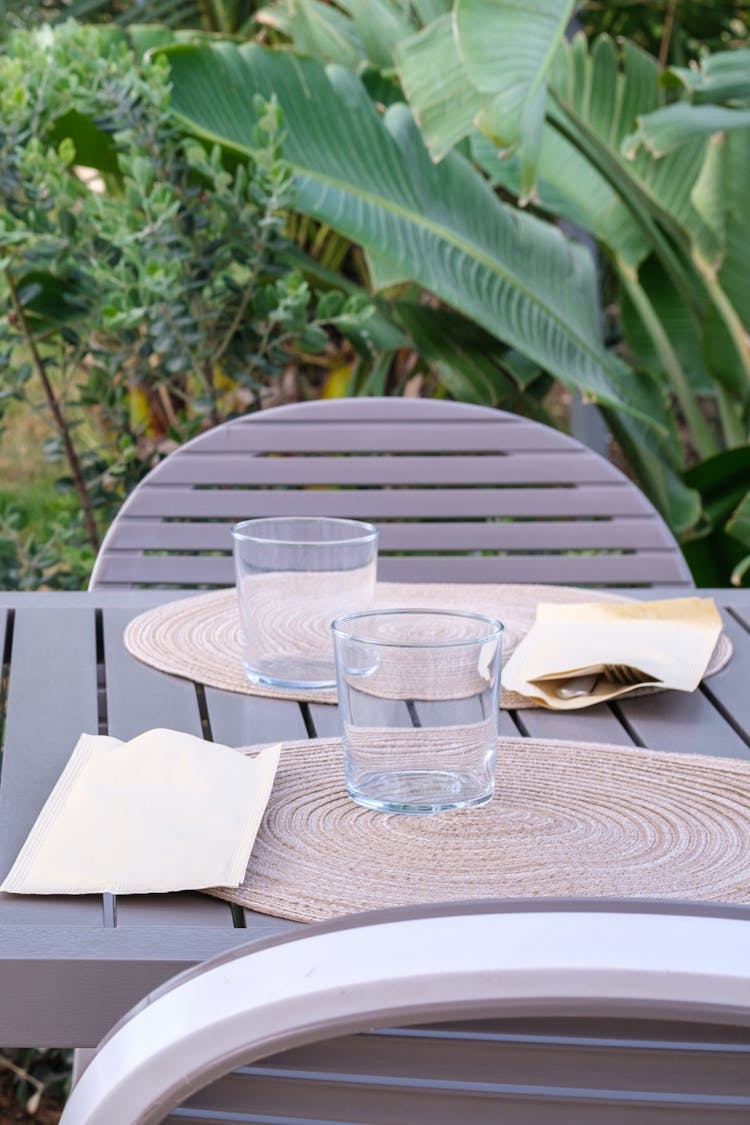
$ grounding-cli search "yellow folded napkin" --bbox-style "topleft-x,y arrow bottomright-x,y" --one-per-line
501,597 -> 722,710
0,728 -> 280,895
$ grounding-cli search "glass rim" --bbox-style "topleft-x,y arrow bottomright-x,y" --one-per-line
331,607 -> 504,648
231,516 -> 378,547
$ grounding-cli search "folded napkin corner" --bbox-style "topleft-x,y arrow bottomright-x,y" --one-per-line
0,728 -> 280,896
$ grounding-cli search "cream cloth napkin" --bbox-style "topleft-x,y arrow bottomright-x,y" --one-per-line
501,597 -> 723,710
0,728 -> 280,895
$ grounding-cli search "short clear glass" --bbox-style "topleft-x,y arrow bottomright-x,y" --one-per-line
232,517 -> 378,690
332,609 -> 503,814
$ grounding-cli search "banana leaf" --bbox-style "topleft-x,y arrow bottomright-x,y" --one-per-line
345,0 -> 415,70
727,494 -> 750,586
393,301 -> 538,407
395,15 -> 484,161
602,402 -> 701,536
413,0 -> 451,20
472,127 -> 648,268
712,129 -> 750,329
255,0 -> 365,69
692,127 -> 750,404
47,110 -> 120,175
396,0 -> 575,194
665,49 -> 750,105
454,0 -> 574,99
618,257 -> 713,395
626,103 -> 750,157
535,35 -> 749,412
161,41 -> 665,431
474,35 -> 708,272
549,36 -> 715,265
682,447 -> 750,587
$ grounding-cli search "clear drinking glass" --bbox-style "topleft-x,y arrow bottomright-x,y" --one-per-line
232,517 -> 378,690
332,609 -> 503,814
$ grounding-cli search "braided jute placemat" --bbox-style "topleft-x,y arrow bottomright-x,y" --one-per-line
124,583 -> 732,710
206,736 -> 750,923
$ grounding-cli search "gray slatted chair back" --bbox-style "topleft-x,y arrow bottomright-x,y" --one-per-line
61,899 -> 750,1125
89,398 -> 693,590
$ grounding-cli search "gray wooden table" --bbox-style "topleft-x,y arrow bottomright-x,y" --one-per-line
0,588 -> 748,1048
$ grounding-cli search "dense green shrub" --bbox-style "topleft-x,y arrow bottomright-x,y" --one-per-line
0,21 -> 372,586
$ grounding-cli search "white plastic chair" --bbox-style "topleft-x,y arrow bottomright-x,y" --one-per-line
61,899 -> 750,1124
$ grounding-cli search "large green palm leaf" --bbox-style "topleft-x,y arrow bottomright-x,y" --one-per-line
161,40 -> 665,429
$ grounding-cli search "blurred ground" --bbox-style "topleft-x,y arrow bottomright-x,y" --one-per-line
0,1082 -> 63,1124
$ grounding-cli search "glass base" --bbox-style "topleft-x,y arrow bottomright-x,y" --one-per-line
347,769 -> 494,815
243,657 -> 336,691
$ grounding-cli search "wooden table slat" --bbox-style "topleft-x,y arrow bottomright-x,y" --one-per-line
616,686 -> 750,759
513,701 -> 633,745
698,611 -> 750,745
102,607 -> 205,742
0,604 -> 102,924
204,687 -> 309,749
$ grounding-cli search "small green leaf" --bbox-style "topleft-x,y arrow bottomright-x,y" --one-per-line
685,447 -> 750,528
298,323 -> 329,352
626,103 -> 750,159
665,49 -> 750,106
316,291 -> 345,319
726,490 -> 750,551
346,0 -> 415,69
396,15 -> 484,161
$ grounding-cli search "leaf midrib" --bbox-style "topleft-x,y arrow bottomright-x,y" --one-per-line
294,164 -> 615,376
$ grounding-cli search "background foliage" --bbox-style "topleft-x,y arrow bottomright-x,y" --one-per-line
1,2 -> 749,1112
1,1 -> 750,597
161,0 -> 750,584
0,19 -> 375,587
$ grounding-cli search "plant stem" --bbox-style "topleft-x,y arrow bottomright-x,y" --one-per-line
658,0 -> 678,69
615,256 -> 718,458
5,270 -> 101,553
692,264 -> 750,446
715,383 -> 746,449
209,275 -> 257,370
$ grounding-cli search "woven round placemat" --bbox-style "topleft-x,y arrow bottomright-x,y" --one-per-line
206,736 -> 750,922
124,583 -> 732,709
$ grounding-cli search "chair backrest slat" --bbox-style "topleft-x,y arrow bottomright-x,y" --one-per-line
152,451 -> 623,486
167,417 -> 557,453
93,551 -> 694,589
106,516 -> 682,553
